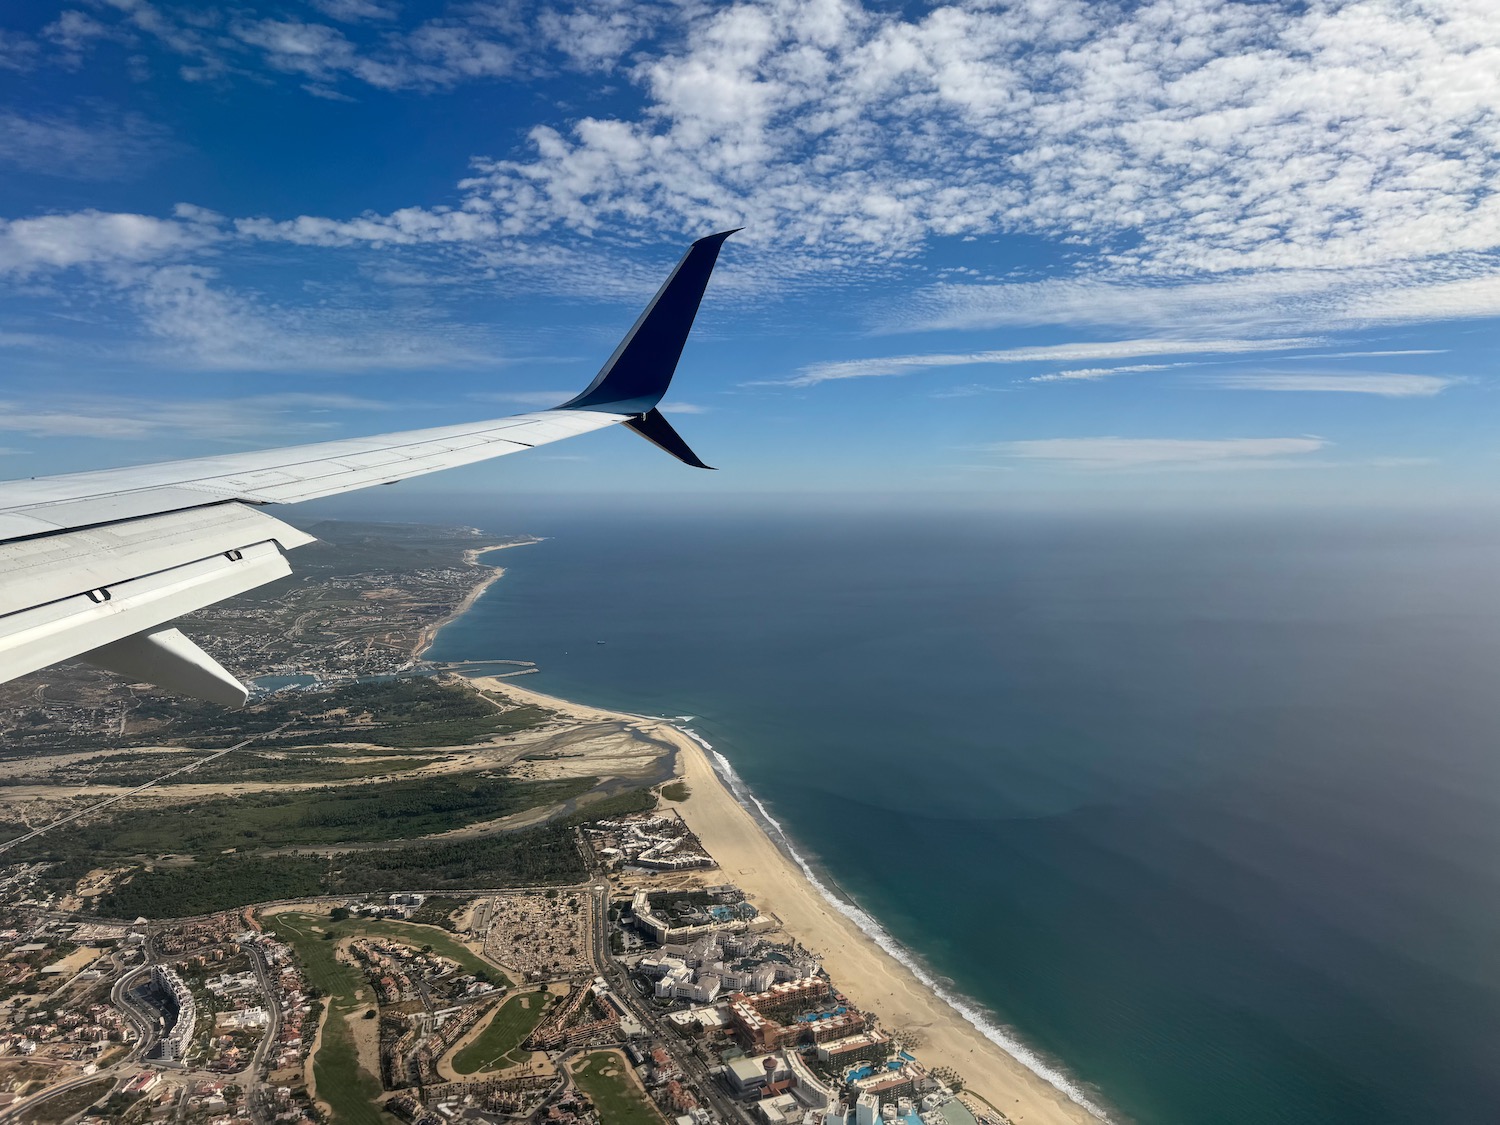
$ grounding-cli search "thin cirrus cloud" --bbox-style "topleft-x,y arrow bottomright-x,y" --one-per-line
470,391 -> 577,407
993,437 -> 1330,470
0,109 -> 178,181
1028,363 -> 1181,384
1206,373 -> 1457,397
777,338 -> 1317,389
0,393 -> 393,441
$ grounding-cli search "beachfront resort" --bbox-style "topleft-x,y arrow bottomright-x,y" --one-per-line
0,811 -> 994,1125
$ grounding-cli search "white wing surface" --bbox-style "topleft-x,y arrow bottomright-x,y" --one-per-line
0,230 -> 736,706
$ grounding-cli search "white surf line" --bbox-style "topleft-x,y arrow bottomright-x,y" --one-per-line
676,724 -> 1113,1122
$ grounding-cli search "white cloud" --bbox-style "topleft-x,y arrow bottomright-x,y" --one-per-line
231,16 -> 517,90
0,393 -> 391,440
455,0 -> 1500,279
539,3 -> 646,70
309,0 -> 399,21
1284,349 -> 1448,359
779,337 -> 1315,388
659,400 -> 709,414
126,264 -> 492,371
1206,373 -> 1456,397
235,206 -> 503,247
0,209 -> 218,275
470,390 -> 576,407
1029,363 -> 1179,384
0,109 -> 176,181
993,436 -> 1329,469
929,383 -> 1001,399
1344,275 -> 1500,323
0,29 -> 38,72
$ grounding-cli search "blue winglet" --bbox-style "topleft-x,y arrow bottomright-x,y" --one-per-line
558,229 -> 739,419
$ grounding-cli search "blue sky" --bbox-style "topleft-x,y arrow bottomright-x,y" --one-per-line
1,0 -> 1497,509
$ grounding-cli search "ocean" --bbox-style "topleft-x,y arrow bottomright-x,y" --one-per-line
416,505 -> 1500,1124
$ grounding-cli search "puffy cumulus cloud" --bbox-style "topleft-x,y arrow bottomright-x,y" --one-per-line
993,435 -> 1330,469
0,208 -> 220,275
462,0 -> 1500,275
779,337 -> 1315,388
539,2 -> 648,70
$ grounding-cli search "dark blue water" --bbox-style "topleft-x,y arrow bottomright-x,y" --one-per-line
422,508 -> 1500,1124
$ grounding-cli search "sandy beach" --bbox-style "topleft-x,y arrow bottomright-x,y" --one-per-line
480,678 -> 1102,1124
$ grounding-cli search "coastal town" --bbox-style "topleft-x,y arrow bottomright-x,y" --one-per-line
0,522 -> 1100,1125
0,810 -> 992,1125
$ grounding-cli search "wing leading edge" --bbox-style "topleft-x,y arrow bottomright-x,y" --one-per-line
0,229 -> 737,706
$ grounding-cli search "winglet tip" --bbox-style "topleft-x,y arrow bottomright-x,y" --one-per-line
696,227 -> 744,246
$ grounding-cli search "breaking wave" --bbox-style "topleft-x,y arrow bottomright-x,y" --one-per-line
676,725 -> 1112,1122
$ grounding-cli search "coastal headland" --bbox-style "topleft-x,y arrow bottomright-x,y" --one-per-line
467,675 -> 1103,1124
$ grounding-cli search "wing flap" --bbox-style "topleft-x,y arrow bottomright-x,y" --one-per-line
0,504 -> 314,686
83,628 -> 249,709
0,539 -> 290,686
0,503 -> 314,617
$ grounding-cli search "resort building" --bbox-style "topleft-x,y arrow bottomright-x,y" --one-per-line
150,965 -> 196,1062
784,1048 -> 834,1108
850,1061 -> 927,1102
728,978 -> 867,1052
723,1054 -> 794,1097
816,1031 -> 892,1066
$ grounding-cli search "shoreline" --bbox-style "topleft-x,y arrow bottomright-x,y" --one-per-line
427,534 -> 1106,1122
411,539 -> 542,662
472,675 -> 1106,1125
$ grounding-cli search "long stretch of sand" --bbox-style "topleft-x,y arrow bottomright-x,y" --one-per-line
478,677 -> 1102,1125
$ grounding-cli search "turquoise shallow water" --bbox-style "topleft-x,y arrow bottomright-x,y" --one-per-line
420,507 -> 1500,1124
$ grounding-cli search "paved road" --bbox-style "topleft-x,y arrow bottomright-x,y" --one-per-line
243,942 -> 283,1125
0,724 -> 290,855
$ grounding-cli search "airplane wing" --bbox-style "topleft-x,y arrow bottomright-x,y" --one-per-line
0,229 -> 737,707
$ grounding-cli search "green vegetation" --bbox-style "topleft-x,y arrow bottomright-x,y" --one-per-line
332,823 -> 589,891
317,915 -> 507,984
24,1077 -> 120,1124
451,993 -> 550,1074
132,678 -> 551,751
572,1051 -> 667,1125
266,913 -> 386,1125
659,781 -> 690,802
558,786 -> 656,826
92,823 -> 590,917
101,856 -> 327,918
23,747 -> 441,789
408,895 -> 463,929
15,771 -> 597,863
